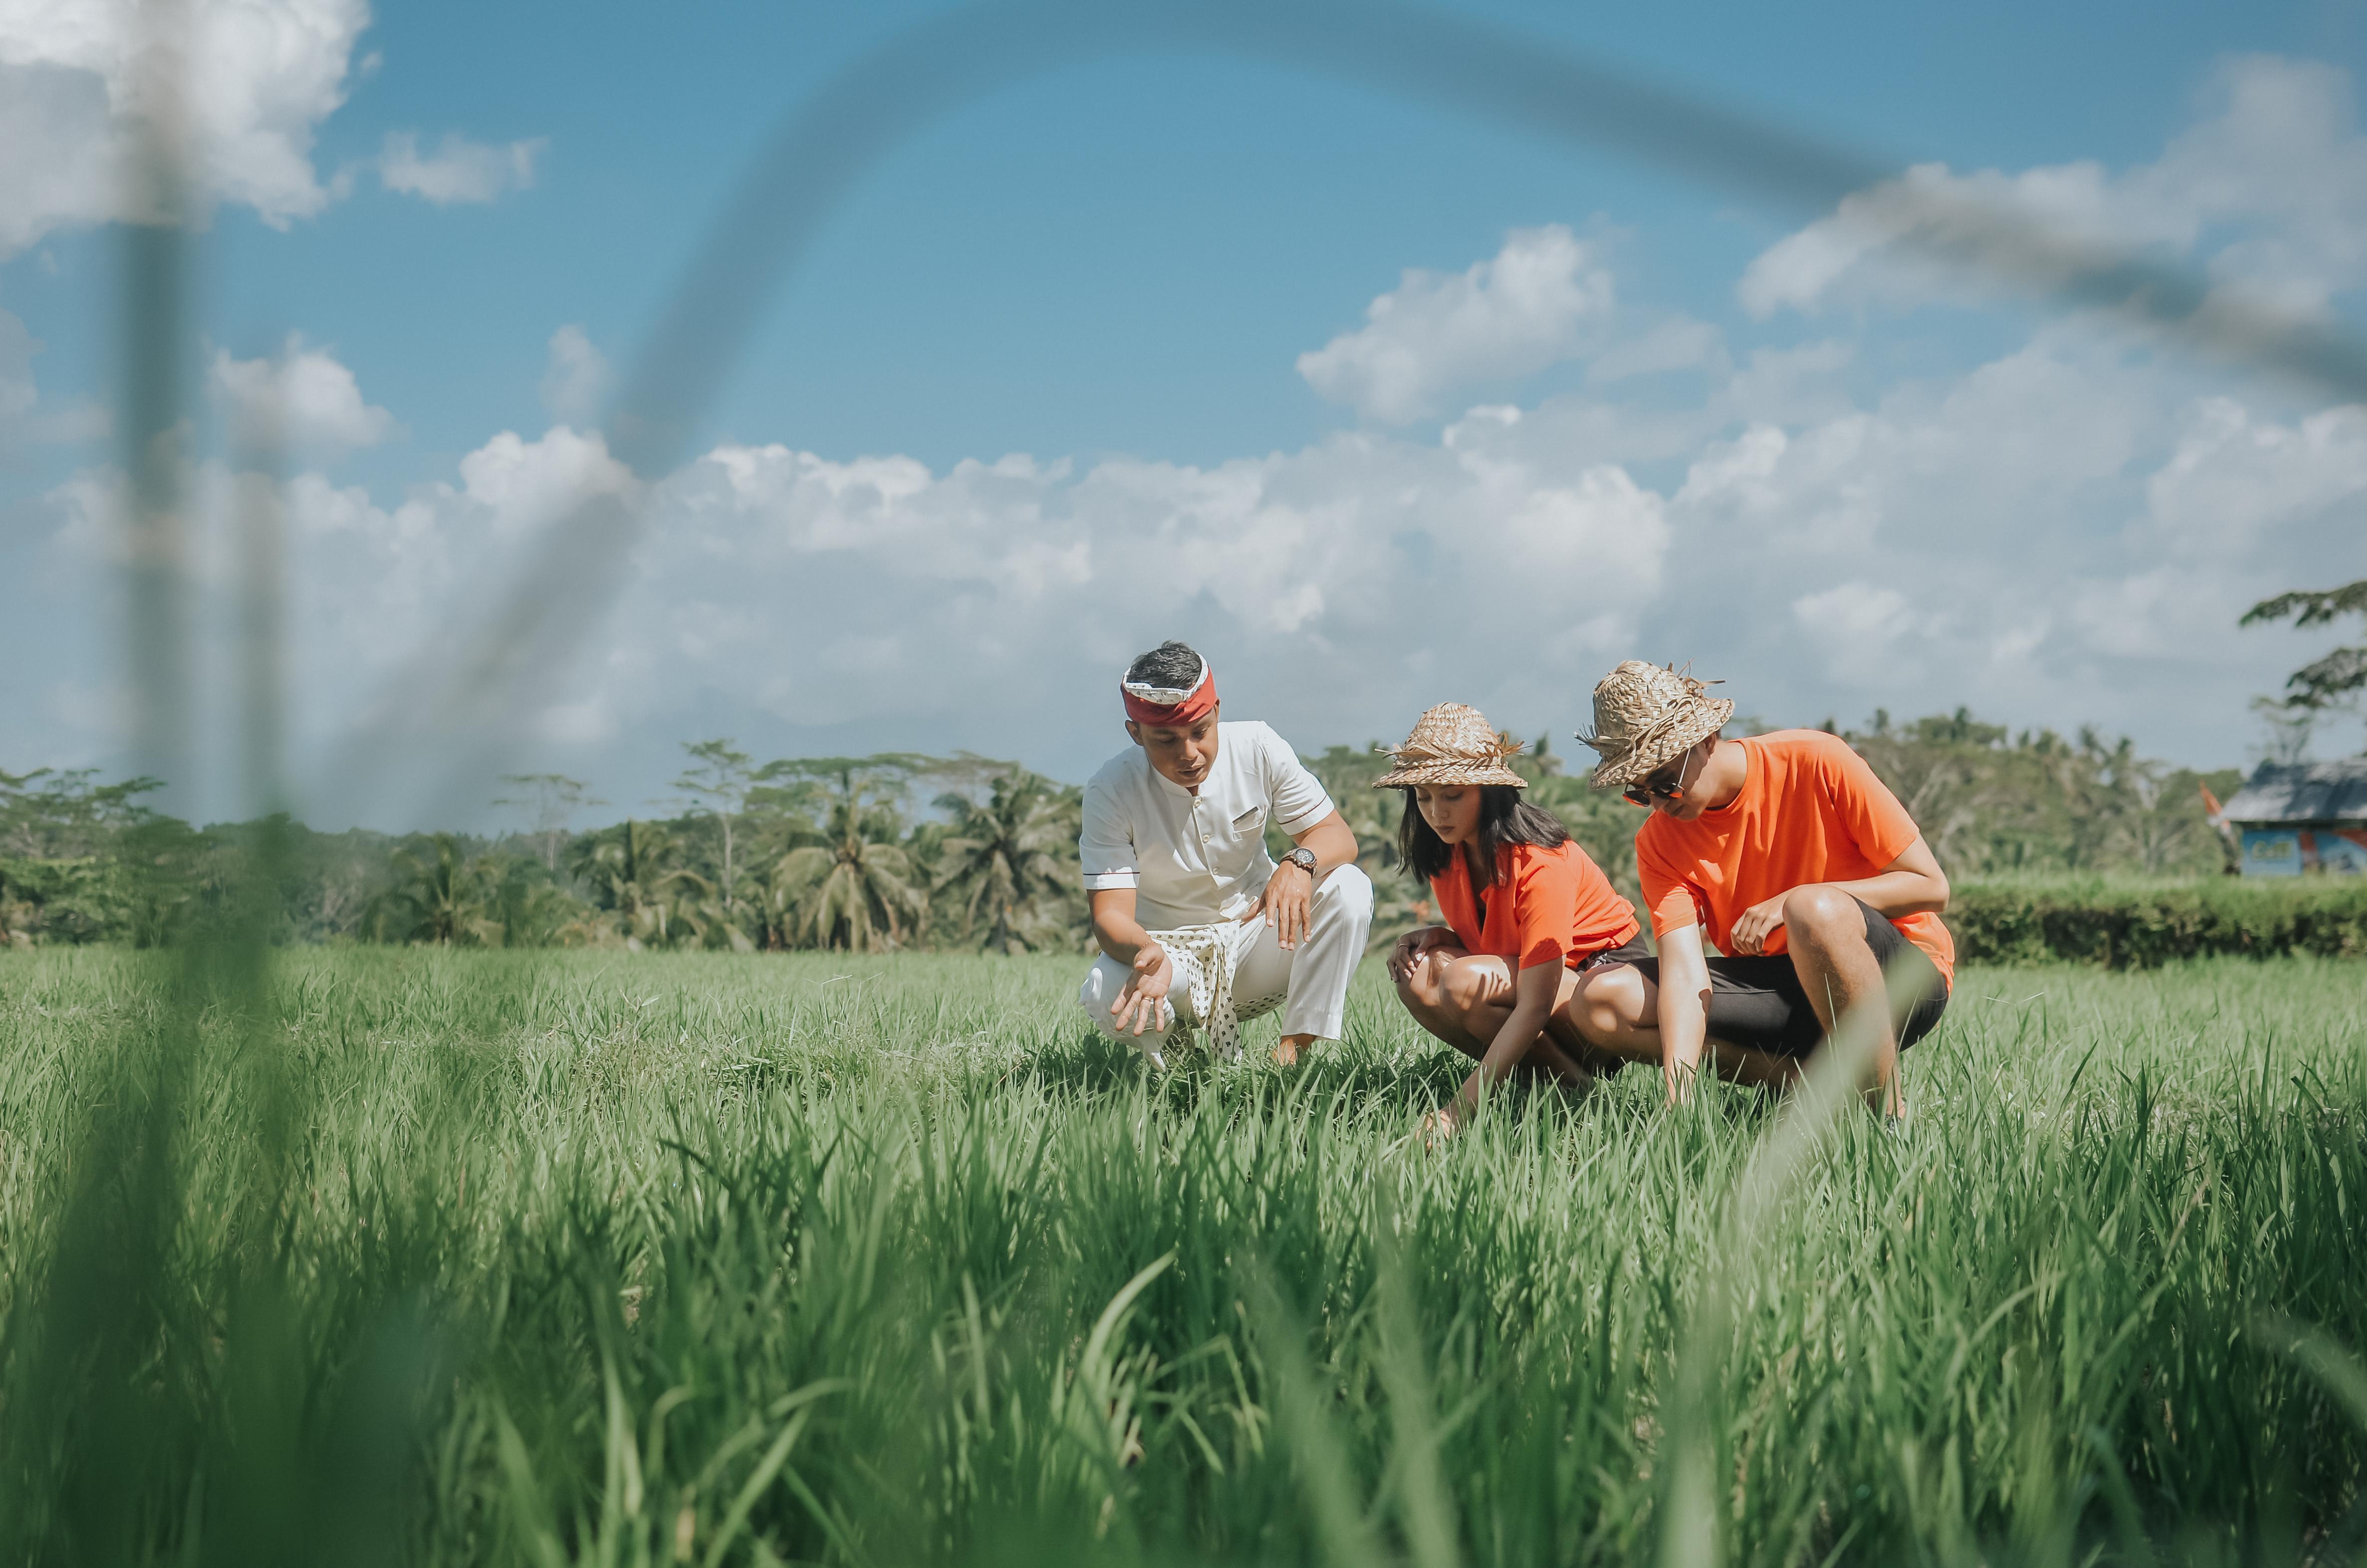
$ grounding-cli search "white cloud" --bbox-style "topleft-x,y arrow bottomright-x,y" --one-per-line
537,324 -> 611,424
22,60 -> 2367,815
209,335 -> 394,460
2143,397 -> 2367,554
378,131 -> 546,205
1792,581 -> 1916,682
0,0 -> 368,256
1741,56 -> 2367,319
1297,225 -> 1615,423
1587,315 -> 1724,385
540,325 -> 613,424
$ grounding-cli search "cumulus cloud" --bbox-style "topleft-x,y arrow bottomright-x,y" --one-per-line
0,0 -> 369,256
209,336 -> 394,461
540,325 -> 612,424
1791,581 -> 1916,682
1740,56 -> 2367,318
1297,225 -> 1615,423
22,57 -> 2367,816
378,131 -> 546,205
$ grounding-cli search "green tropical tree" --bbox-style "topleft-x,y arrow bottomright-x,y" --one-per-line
567,819 -> 724,949
366,834 -> 502,946
933,770 -> 1082,952
671,738 -> 759,909
2244,579 -> 2367,752
492,773 -> 604,872
764,757 -> 929,951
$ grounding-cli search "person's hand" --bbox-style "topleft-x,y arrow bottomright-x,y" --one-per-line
1726,892 -> 1795,956
1110,944 -> 1174,1036
1420,1105 -> 1459,1147
1253,859 -> 1314,949
1387,926 -> 1451,985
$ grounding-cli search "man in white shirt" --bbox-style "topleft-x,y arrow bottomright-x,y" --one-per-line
1078,641 -> 1373,1067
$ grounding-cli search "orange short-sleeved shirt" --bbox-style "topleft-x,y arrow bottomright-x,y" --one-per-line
1635,730 -> 1954,987
1430,840 -> 1642,972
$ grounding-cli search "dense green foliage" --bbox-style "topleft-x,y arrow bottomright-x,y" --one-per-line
0,711 -> 2281,958
1947,877 -> 2367,968
0,947 -> 2361,1564
2244,578 -> 2367,720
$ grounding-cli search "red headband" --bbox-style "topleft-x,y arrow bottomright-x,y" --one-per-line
1122,665 -> 1217,728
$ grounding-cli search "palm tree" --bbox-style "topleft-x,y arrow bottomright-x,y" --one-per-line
767,763 -> 926,951
567,819 -> 721,949
933,770 -> 1081,952
367,833 -> 502,946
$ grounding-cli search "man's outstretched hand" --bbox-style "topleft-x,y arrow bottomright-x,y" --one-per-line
1110,942 -> 1175,1037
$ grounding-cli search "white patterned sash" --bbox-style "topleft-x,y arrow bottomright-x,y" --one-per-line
1152,920 -> 1287,1060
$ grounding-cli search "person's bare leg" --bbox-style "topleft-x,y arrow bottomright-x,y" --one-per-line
1779,886 -> 1902,1115
1398,952 -> 1594,1089
1567,966 -> 1660,1064
1396,947 -> 1489,1052
1568,964 -> 1807,1090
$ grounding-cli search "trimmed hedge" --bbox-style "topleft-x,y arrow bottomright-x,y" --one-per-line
1946,876 -> 2367,968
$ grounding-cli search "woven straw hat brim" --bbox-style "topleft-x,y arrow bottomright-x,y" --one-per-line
1371,757 -> 1528,789
1586,697 -> 1733,790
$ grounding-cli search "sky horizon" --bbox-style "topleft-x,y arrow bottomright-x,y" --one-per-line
3,0 -> 2365,834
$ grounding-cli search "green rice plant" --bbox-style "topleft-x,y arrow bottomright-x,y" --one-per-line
0,945 -> 2361,1564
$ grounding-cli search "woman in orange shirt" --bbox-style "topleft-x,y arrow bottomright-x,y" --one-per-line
1375,704 -> 1647,1135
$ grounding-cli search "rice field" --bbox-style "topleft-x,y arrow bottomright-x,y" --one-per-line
0,945 -> 2361,1565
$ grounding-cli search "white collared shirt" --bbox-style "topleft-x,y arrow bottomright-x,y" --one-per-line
1078,721 -> 1335,930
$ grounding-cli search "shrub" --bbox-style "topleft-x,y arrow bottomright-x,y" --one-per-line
1947,876 -> 2367,967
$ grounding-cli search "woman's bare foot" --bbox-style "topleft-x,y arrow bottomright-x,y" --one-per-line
1273,1032 -> 1315,1066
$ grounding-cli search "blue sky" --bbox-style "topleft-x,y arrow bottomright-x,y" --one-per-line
3,0 -> 2365,830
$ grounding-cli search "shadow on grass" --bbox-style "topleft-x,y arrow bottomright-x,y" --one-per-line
1004,1025 -> 1788,1135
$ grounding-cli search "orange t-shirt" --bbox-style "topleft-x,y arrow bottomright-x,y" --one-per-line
1429,840 -> 1642,971
1634,730 -> 1955,987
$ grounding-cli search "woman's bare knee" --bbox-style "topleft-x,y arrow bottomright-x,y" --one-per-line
1438,955 -> 1512,1014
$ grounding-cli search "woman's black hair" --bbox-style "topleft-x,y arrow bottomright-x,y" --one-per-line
1397,784 -> 1570,885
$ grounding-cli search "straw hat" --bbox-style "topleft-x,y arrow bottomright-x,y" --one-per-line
1372,703 -> 1528,789
1579,662 -> 1734,790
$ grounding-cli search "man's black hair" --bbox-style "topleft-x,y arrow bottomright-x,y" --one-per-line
1125,640 -> 1203,689
1397,785 -> 1570,885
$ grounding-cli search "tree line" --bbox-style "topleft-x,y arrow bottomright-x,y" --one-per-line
0,712 -> 2245,954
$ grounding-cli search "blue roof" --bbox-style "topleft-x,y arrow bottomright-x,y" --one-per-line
2221,758 -> 2367,824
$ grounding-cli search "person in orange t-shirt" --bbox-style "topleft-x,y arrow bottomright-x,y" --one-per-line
1374,704 -> 1647,1137
1568,663 -> 1951,1120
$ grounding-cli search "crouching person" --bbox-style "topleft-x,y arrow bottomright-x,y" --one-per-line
1571,662 -> 1952,1119
1077,641 -> 1372,1067
1375,704 -> 1647,1137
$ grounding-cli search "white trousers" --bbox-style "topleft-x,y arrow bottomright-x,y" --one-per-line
1078,864 -> 1374,1060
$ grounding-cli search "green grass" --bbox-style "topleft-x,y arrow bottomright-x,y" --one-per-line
0,947 -> 2362,1565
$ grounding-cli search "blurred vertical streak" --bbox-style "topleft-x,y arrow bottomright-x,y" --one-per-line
122,0 -> 194,809
1656,953 -> 1926,1568
0,6 -> 210,1556
228,358 -> 295,1192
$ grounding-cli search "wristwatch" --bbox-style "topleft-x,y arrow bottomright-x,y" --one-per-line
1280,846 -> 1318,876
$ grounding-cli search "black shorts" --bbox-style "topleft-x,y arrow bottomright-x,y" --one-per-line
1620,897 -> 1949,1058
1573,934 -> 1653,973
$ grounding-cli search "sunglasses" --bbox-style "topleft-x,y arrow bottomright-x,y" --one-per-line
1621,748 -> 1696,808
